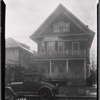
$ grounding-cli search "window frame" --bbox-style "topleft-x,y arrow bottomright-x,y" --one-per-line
53,21 -> 70,33
72,42 -> 80,54
47,41 -> 55,51
40,42 -> 45,52
53,23 -> 59,33
59,21 -> 65,32
65,22 -> 70,32
58,41 -> 64,52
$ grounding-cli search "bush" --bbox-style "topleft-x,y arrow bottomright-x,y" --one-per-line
86,70 -> 97,86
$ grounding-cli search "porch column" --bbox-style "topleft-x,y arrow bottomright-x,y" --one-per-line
49,60 -> 52,77
84,59 -> 86,79
66,60 -> 68,78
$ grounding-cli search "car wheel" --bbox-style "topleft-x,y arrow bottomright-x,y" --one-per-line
39,88 -> 52,100
5,89 -> 14,100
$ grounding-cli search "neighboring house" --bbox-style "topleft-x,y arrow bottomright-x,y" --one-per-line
30,4 -> 95,85
5,37 -> 34,82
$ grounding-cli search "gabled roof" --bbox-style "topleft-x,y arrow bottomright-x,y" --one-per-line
30,3 -> 95,40
6,37 -> 33,54
6,37 -> 20,48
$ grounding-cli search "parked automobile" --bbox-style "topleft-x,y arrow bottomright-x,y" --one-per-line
5,73 -> 59,100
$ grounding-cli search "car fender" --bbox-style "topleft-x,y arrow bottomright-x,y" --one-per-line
38,86 -> 53,94
5,86 -> 17,96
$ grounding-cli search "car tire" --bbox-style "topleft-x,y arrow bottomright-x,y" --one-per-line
39,88 -> 52,100
5,88 -> 14,100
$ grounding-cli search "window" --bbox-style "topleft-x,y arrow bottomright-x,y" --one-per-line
72,42 -> 79,54
72,42 -> 79,50
58,41 -> 64,52
59,21 -> 65,32
47,41 -> 55,51
41,42 -> 45,52
53,21 -> 70,33
53,23 -> 58,33
65,22 -> 70,32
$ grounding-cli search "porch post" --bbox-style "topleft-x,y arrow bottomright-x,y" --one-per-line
66,60 -> 68,78
84,59 -> 86,79
49,60 -> 52,77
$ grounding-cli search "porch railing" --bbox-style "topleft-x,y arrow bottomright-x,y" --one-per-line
37,49 -> 89,57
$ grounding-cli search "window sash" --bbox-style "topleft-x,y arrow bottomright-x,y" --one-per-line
47,41 -> 55,51
53,23 -> 58,33
58,41 -> 64,52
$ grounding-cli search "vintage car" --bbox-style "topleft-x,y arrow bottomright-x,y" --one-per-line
5,73 -> 59,100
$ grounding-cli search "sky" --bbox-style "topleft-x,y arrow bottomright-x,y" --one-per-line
4,0 -> 98,57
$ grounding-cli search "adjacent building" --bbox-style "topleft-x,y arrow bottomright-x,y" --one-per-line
6,37 -> 34,82
30,4 -> 95,85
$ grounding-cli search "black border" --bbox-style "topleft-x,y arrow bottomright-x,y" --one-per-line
1,0 -> 5,100
97,2 -> 99,100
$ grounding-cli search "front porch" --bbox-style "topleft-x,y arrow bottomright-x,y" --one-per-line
40,58 -> 88,81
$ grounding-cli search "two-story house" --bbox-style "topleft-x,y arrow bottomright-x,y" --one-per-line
30,4 -> 95,85
6,37 -> 34,82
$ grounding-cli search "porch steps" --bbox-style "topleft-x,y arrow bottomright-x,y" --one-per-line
67,79 -> 86,86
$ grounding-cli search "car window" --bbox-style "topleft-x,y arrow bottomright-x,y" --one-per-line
24,76 -> 33,82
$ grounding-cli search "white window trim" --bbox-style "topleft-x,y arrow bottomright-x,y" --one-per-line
58,41 -> 64,52
53,21 -> 70,33
65,22 -> 70,32
53,23 -> 59,33
59,21 -> 65,32
47,41 -> 55,51
72,42 -> 79,55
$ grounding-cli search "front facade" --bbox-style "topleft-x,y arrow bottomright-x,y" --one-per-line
30,4 -> 95,84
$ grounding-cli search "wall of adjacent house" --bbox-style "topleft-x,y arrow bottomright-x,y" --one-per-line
6,48 -> 19,65
19,48 -> 34,68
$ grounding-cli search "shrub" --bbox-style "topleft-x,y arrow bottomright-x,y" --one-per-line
86,70 -> 97,86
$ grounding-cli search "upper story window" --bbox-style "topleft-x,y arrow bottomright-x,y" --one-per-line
47,41 -> 55,51
58,41 -> 64,52
72,42 -> 79,54
40,42 -> 45,52
53,21 -> 70,33
59,21 -> 65,32
53,23 -> 58,33
65,22 -> 70,32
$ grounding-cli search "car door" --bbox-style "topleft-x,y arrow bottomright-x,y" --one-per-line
22,75 -> 35,95
22,75 -> 41,95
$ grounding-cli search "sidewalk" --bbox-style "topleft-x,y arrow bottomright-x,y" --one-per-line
59,86 -> 97,96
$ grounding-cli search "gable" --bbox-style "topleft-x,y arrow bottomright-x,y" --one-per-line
6,38 -> 20,48
30,3 -> 95,47
41,12 -> 85,37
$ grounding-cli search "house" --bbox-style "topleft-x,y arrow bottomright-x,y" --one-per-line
30,4 -> 95,85
5,37 -> 34,83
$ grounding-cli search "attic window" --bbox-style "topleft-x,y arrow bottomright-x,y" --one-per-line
53,21 -> 70,33
53,23 -> 58,33
65,22 -> 70,32
59,21 -> 65,32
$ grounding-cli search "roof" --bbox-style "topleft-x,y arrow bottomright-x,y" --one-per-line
6,37 -> 33,54
30,3 -> 95,40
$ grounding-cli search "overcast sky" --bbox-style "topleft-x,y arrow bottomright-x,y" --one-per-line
4,0 -> 98,56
